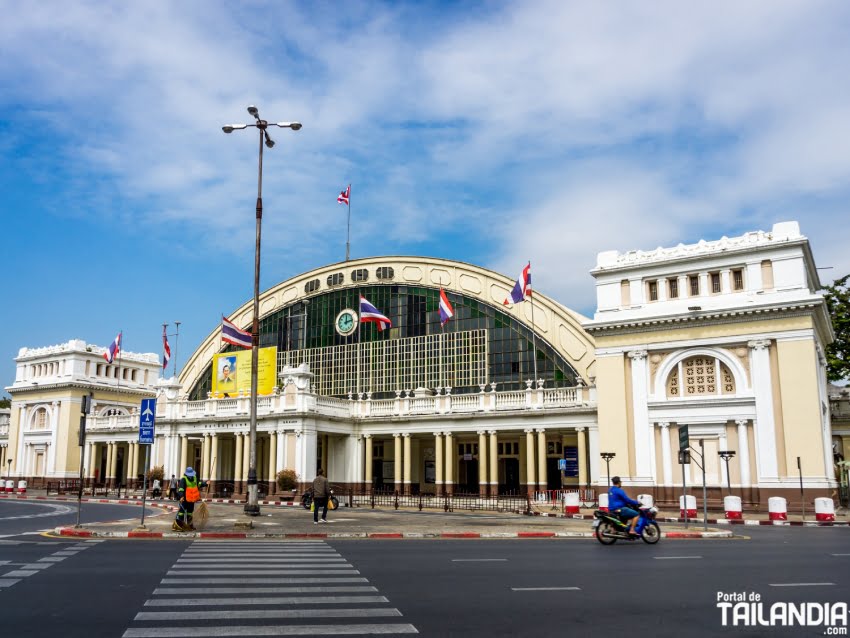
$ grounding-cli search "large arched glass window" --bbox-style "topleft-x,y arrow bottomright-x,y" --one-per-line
190,285 -> 579,400
32,408 -> 49,430
667,356 -> 736,398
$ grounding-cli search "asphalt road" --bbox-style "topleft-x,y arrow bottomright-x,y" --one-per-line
0,526 -> 846,637
0,499 -> 160,538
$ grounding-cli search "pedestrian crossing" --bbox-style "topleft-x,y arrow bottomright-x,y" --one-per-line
122,540 -> 418,636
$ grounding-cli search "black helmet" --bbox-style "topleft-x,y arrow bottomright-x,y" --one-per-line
611,476 -> 621,485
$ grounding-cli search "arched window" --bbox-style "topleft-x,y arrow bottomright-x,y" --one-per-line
32,408 -> 49,430
667,356 -> 736,398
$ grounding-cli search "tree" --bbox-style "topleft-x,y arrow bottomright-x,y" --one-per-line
823,274 -> 850,382
0,396 -> 9,409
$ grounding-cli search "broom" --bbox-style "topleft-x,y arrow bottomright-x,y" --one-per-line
193,458 -> 215,530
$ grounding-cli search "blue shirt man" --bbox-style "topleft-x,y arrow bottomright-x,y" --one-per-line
608,476 -> 641,536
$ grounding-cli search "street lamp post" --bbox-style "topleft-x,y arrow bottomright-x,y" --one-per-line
600,452 -> 616,487
718,450 -> 736,496
223,106 -> 301,517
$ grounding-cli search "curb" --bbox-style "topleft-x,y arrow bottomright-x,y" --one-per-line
53,527 -> 733,540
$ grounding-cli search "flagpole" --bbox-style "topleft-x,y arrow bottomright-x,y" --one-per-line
116,331 -> 123,392
162,323 -> 169,377
527,262 -> 539,385
356,290 -> 361,396
345,184 -> 351,262
173,321 -> 181,379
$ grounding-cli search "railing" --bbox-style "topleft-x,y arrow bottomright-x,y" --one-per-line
350,490 -> 531,514
85,383 -> 593,430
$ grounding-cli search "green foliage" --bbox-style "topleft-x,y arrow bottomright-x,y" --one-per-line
0,396 -> 9,409
276,468 -> 299,491
146,465 -> 165,482
823,274 -> 850,382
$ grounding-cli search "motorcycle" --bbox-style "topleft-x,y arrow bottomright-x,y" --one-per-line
592,505 -> 660,545
301,489 -> 339,511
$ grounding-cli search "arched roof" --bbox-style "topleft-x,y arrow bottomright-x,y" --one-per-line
179,256 -> 597,393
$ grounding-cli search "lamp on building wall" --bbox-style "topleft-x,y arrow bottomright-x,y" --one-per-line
600,452 -> 616,486
718,450 -> 736,494
222,106 -> 301,517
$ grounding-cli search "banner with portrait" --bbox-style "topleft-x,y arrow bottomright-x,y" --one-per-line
212,347 -> 277,397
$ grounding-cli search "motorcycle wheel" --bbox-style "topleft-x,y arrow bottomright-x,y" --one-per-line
301,495 -> 312,510
330,496 -> 340,510
595,520 -> 618,545
641,522 -> 661,544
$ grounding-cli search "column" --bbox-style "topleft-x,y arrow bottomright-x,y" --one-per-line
180,435 -> 189,476
364,434 -> 373,491
628,349 -> 651,480
127,443 -> 136,484
659,422 -> 673,486
242,433 -> 251,483
268,432 -> 277,485
576,427 -> 587,487
588,427 -> 600,485
748,340 -> 778,479
478,431 -> 488,496
109,443 -> 118,486
321,434 -> 329,472
537,429 -> 547,489
211,433 -> 219,483
105,443 -> 113,485
276,430 -> 285,474
403,433 -> 412,495
736,419 -> 751,487
434,433 -> 443,494
394,434 -> 402,493
525,429 -> 535,494
445,432 -> 454,495
234,433 -> 244,491
87,442 -> 97,479
489,430 -> 498,496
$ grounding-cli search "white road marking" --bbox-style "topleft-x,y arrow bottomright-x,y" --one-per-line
153,586 -> 378,595
167,569 -> 359,576
451,558 -> 508,562
144,595 -> 389,607
0,578 -> 22,587
135,608 -> 401,620
769,583 -> 835,587
3,570 -> 39,577
653,556 -> 703,560
831,553 -> 850,556
124,624 -> 418,636
511,587 -> 581,591
161,577 -> 369,585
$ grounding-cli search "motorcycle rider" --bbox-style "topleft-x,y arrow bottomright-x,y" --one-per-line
608,476 -> 641,537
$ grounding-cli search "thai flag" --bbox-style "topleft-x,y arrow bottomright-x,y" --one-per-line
337,184 -> 350,205
359,295 -> 392,332
503,262 -> 532,305
222,316 -> 253,349
439,288 -> 454,326
162,325 -> 171,371
103,332 -> 121,364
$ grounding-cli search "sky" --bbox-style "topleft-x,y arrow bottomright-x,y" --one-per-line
2,0 -> 850,394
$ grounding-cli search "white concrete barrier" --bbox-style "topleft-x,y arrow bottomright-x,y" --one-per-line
679,494 -> 697,518
17,480 -> 27,494
724,495 -> 743,520
637,494 -> 654,507
768,496 -> 787,521
598,493 -> 609,512
4,480 -> 12,493
814,497 -> 835,522
563,491 -> 580,514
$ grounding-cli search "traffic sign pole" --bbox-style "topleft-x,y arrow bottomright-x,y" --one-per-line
138,399 -> 156,529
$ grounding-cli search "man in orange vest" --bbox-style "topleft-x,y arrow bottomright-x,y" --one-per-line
173,467 -> 207,531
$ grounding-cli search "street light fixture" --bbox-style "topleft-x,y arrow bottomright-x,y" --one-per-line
718,450 -> 736,495
600,452 -> 616,487
222,105 -> 301,517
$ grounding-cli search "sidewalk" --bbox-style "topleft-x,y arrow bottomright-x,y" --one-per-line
4,490 -> 733,539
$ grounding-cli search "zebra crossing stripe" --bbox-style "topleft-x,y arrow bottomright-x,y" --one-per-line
124,624 -> 418,636
123,540 -> 418,637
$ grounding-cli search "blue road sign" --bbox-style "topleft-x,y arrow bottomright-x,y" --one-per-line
139,398 -> 156,444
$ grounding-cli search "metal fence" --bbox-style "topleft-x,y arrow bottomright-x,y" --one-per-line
339,490 -> 533,514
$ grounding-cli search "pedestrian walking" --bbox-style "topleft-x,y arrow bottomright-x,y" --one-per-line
173,467 -> 207,531
312,468 -> 330,524
168,474 -> 178,501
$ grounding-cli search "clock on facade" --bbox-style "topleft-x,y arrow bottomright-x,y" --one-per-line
335,309 -> 358,336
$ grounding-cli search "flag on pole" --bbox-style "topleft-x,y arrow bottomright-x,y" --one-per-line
162,326 -> 171,370
439,288 -> 454,326
337,184 -> 350,205
359,295 -> 392,332
103,332 -> 122,363
221,316 -> 253,349
503,262 -> 532,305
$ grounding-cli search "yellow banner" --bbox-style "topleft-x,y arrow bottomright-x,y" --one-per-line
212,347 -> 277,397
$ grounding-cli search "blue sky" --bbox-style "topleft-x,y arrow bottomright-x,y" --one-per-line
3,1 -> 850,394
